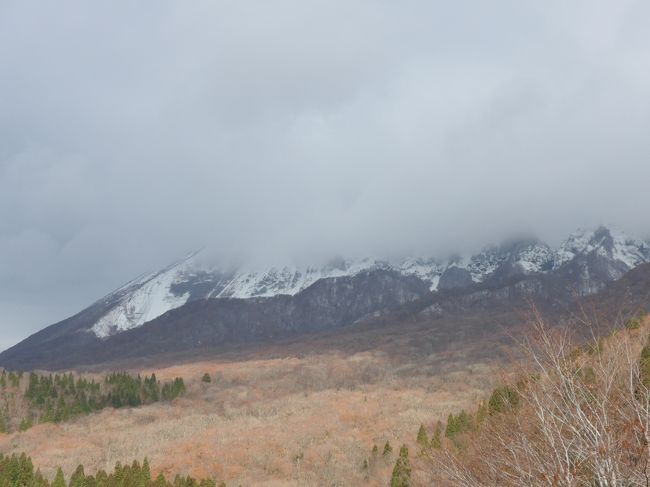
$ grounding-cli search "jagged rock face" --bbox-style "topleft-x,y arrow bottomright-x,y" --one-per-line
439,267 -> 474,289
1,226 -> 648,370
80,227 -> 649,340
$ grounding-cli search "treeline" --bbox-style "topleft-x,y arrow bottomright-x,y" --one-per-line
0,453 -> 226,487
0,370 -> 186,433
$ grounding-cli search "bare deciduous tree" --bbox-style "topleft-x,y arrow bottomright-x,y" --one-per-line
433,312 -> 650,487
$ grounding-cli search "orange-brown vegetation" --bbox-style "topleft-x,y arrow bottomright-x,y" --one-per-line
0,324 -> 505,486
419,313 -> 650,486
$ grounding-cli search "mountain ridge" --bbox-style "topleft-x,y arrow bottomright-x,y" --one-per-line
1,225 -> 649,370
90,225 -> 649,338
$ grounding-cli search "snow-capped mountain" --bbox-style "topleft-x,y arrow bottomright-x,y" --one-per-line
2,225 -> 649,371
88,226 -> 650,338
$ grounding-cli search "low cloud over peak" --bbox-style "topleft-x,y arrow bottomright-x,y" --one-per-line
1,0 -> 650,349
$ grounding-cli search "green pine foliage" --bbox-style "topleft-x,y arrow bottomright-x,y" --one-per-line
390,445 -> 411,487
444,410 -> 473,439
383,441 -> 393,456
430,421 -> 442,449
51,467 -> 66,487
161,378 -> 186,401
0,453 -> 223,487
416,424 -> 429,449
201,373 -> 212,383
0,370 -> 186,433
487,385 -> 520,415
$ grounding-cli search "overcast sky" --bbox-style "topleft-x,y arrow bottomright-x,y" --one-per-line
1,0 -> 650,351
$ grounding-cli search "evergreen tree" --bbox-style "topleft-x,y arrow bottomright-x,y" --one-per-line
142,457 -> 152,485
390,445 -> 411,487
487,385 -> 520,415
383,440 -> 393,456
154,473 -> 168,487
201,373 -> 212,383
416,424 -> 429,449
430,421 -> 442,449
69,464 -> 86,487
51,467 -> 66,487
445,413 -> 456,438
445,410 -> 473,439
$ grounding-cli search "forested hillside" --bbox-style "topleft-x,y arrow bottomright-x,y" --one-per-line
0,370 -> 185,433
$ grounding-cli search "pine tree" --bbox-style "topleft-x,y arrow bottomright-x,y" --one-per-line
430,421 -> 442,449
456,410 -> 472,433
69,464 -> 86,487
445,412 -> 456,438
154,473 -> 168,487
201,373 -> 212,383
416,424 -> 429,449
390,445 -> 411,487
383,441 -> 393,456
142,457 -> 152,486
487,385 -> 520,415
51,467 -> 66,487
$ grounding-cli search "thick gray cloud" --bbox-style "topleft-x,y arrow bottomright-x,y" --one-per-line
1,0 -> 650,350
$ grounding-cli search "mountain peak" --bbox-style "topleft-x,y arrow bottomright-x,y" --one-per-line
33,226 -> 650,341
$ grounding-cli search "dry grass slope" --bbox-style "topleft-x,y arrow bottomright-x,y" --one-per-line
0,334 -> 503,486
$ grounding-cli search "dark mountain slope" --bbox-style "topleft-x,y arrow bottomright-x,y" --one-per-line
0,270 -> 430,370
2,228 -> 649,371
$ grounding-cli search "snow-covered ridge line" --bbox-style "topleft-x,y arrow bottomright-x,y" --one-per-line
90,226 -> 650,338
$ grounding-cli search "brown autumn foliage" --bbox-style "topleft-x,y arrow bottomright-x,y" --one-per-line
0,329 -> 505,486
426,312 -> 650,487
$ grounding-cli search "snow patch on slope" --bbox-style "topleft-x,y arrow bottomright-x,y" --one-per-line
610,230 -> 650,269
92,258 -> 193,338
88,227 -> 650,339
555,227 -> 650,270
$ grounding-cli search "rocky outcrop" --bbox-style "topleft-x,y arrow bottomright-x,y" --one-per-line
438,267 -> 473,290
